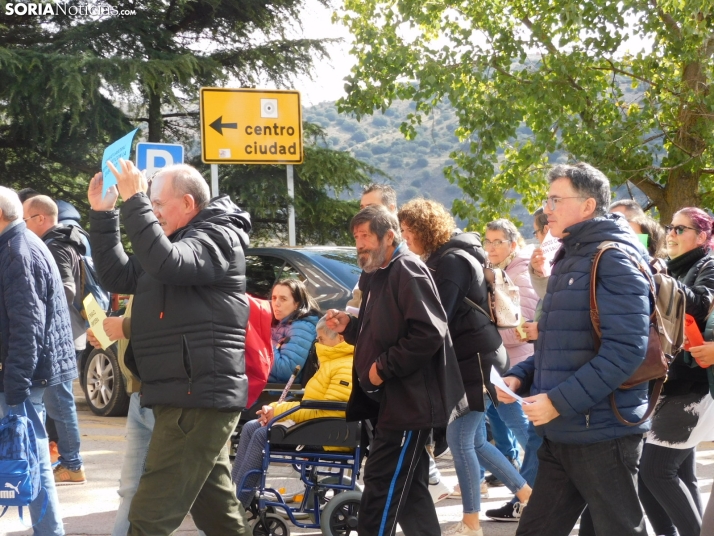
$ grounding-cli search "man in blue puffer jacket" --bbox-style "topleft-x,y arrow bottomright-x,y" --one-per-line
0,186 -> 77,535
497,164 -> 651,536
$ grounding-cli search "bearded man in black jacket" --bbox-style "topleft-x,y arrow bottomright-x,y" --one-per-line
87,160 -> 252,536
327,205 -> 468,536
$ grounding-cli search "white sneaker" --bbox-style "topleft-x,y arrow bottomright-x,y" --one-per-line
429,479 -> 453,504
442,521 -> 483,536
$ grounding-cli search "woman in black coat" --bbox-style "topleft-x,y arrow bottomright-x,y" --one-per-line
639,207 -> 714,536
398,199 -> 532,536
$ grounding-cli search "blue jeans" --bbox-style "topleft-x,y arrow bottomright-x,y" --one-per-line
112,393 -> 206,536
486,400 -> 520,461
43,377 -> 83,470
0,388 -> 65,535
485,397 -> 542,503
231,419 -> 269,508
112,393 -> 154,536
447,410 -> 527,514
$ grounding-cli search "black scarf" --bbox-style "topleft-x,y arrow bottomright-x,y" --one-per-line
666,246 -> 708,279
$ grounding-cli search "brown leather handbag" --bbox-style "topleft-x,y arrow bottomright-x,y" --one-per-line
590,242 -> 684,426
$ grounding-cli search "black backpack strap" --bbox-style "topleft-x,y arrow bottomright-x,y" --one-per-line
440,248 -> 494,324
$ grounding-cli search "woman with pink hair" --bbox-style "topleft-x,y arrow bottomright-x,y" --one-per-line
639,207 -> 714,536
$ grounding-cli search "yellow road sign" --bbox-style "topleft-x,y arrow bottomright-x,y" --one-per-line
200,88 -> 303,164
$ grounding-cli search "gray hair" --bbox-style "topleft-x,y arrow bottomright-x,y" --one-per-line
363,183 -> 397,211
0,186 -> 23,222
547,162 -> 610,217
316,316 -> 340,340
486,218 -> 522,244
351,205 -> 402,247
155,164 -> 211,210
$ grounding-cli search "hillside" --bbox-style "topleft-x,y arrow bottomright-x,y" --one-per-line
304,79 -> 649,230
305,100 -> 465,205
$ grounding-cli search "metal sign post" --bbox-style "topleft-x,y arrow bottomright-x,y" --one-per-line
287,164 -> 296,247
211,164 -> 219,198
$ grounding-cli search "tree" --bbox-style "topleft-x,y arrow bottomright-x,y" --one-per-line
0,0 -> 331,208
336,0 -> 714,225
0,0 -> 380,243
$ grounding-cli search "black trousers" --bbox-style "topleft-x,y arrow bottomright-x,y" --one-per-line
358,427 -> 439,536
639,443 -> 702,536
516,435 -> 645,536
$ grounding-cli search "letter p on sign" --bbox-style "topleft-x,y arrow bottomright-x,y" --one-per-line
136,142 -> 185,179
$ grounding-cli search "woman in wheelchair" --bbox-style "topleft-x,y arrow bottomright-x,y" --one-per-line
231,315 -> 354,508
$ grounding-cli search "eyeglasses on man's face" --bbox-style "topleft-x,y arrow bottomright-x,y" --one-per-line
23,214 -> 40,222
542,196 -> 585,211
665,224 -> 699,236
484,239 -> 509,248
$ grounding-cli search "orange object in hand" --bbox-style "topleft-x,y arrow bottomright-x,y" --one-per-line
684,314 -> 710,368
684,314 -> 705,350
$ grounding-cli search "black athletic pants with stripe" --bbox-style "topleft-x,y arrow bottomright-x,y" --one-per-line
358,427 -> 440,536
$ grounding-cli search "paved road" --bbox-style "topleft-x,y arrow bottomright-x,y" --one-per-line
2,384 -> 713,535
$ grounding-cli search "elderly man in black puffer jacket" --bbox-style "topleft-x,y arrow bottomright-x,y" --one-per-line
87,161 -> 252,536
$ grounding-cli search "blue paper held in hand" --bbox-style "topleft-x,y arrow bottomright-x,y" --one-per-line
101,128 -> 139,198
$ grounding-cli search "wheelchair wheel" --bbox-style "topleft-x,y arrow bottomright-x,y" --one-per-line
307,475 -> 363,523
251,513 -> 290,536
319,490 -> 361,536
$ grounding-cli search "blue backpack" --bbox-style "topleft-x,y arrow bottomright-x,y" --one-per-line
0,413 -> 47,523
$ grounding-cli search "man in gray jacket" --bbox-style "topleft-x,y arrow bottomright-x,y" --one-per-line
87,160 -> 252,535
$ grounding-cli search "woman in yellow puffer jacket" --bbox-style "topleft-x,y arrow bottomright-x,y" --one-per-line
231,315 -> 354,508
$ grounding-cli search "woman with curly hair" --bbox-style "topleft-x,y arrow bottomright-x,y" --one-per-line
398,199 -> 532,536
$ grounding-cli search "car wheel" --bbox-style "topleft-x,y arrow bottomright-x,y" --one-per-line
82,346 -> 130,416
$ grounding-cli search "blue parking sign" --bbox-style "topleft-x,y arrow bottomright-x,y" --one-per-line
136,142 -> 184,178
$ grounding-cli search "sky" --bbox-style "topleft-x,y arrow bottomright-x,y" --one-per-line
285,0 -> 355,107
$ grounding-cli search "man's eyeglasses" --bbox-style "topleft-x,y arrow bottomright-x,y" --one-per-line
484,239 -> 509,247
23,214 -> 40,222
665,224 -> 699,235
542,196 -> 585,211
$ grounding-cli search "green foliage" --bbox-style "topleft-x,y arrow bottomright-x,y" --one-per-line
336,0 -> 714,225
0,0 -> 377,243
0,2 -> 325,183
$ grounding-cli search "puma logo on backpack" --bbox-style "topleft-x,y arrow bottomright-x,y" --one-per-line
0,412 -> 48,524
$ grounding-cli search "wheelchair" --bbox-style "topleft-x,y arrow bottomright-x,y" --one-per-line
235,401 -> 362,536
